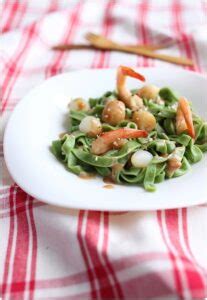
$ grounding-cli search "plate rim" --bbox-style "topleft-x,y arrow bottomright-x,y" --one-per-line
3,67 -> 207,211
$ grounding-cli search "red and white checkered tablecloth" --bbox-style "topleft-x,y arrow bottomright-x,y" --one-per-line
1,1 -> 207,299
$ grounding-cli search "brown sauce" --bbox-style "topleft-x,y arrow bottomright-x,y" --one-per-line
103,177 -> 114,184
79,173 -> 96,180
103,184 -> 114,189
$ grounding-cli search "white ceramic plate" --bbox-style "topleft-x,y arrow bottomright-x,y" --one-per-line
4,68 -> 207,211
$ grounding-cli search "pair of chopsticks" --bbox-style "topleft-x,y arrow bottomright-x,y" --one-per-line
52,32 -> 193,67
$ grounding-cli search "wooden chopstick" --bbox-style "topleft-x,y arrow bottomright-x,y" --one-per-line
110,44 -> 194,66
52,43 -> 166,52
53,44 -> 97,51
52,33 -> 193,66
85,33 -> 194,66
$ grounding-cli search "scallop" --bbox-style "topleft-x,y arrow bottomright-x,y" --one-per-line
131,150 -> 153,168
69,98 -> 89,111
102,100 -> 125,126
79,116 -> 102,137
138,85 -> 160,100
132,110 -> 156,132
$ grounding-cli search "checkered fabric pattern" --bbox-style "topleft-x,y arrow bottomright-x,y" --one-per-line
1,0 -> 207,299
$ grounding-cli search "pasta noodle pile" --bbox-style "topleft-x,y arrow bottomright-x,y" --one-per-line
51,87 -> 207,192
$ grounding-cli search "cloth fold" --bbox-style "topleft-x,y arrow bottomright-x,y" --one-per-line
1,0 -> 207,299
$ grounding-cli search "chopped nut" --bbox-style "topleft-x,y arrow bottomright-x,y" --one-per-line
112,138 -> 127,149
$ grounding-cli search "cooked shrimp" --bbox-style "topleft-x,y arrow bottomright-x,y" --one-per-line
176,104 -> 187,135
117,66 -> 145,111
176,97 -> 195,138
91,128 -> 148,155
167,157 -> 182,175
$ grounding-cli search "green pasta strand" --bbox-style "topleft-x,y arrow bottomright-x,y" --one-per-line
144,164 -> 157,192
126,122 -> 137,129
146,101 -> 176,118
149,139 -> 175,154
95,166 -> 111,177
155,172 -> 165,183
151,155 -> 170,164
51,140 -> 65,161
120,168 -> 146,184
195,122 -> 207,144
194,122 -> 204,141
155,163 -> 166,176
108,141 -> 140,159
169,134 -> 191,146
174,146 -> 186,159
157,132 -> 169,140
69,110 -> 87,121
163,119 -> 176,135
118,120 -> 131,127
91,104 -> 104,116
89,97 -> 101,108
185,140 -> 203,163
156,123 -> 165,134
172,157 -> 191,178
159,87 -> 178,104
125,108 -> 132,118
196,143 -> 207,152
102,123 -> 117,132
147,101 -> 164,113
72,149 -> 116,167
62,135 -> 76,156
70,125 -> 79,131
157,108 -> 176,119
67,152 -> 85,175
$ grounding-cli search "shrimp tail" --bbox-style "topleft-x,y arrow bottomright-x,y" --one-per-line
117,66 -> 146,110
178,97 -> 195,138
119,66 -> 146,82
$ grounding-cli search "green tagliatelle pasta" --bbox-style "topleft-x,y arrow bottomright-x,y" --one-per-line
51,72 -> 207,192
